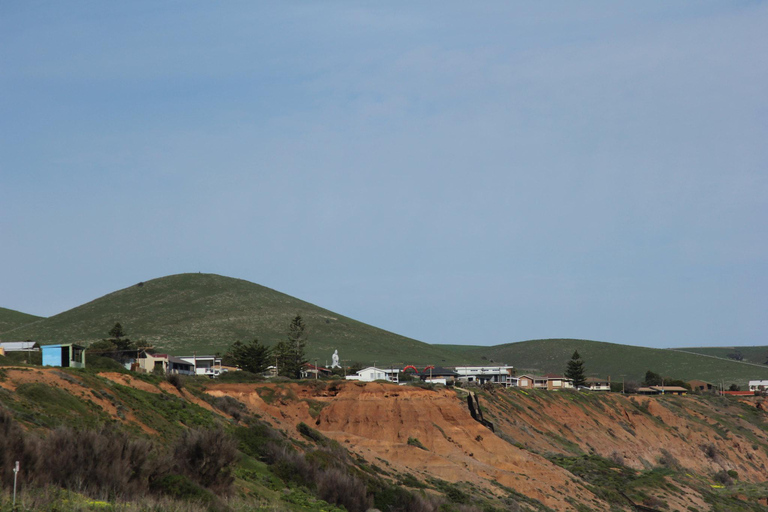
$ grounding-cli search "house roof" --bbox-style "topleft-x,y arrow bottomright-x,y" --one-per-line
303,363 -> 331,372
544,374 -> 571,380
0,341 -> 39,351
41,343 -> 85,349
419,366 -> 458,377
585,377 -> 609,383
168,356 -> 194,366
357,366 -> 398,374
650,386 -> 688,392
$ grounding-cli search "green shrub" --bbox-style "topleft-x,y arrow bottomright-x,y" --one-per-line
407,437 -> 428,450
149,473 -> 213,503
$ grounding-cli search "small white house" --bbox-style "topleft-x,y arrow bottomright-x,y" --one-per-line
178,355 -> 225,377
454,366 -> 515,386
749,380 -> 768,391
584,377 -> 611,391
345,367 -> 399,383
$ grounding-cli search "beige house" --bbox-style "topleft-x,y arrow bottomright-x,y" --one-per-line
545,375 -> 574,391
517,375 -> 548,389
136,352 -> 195,375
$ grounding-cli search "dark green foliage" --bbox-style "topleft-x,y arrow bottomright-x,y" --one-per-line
0,350 -> 41,366
298,422 -> 326,444
224,338 -> 271,374
165,373 -> 184,391
107,322 -> 131,351
275,315 -> 307,379
209,395 -> 246,421
84,353 -> 127,371
38,426 -> 153,496
729,383 -> 741,391
565,350 -> 586,387
0,408 -> 239,502
217,369 -> 262,383
235,421 -> 289,460
0,407 -> 38,489
172,428 -> 238,492
149,473 -> 214,503
644,370 -> 663,386
407,437 -> 428,450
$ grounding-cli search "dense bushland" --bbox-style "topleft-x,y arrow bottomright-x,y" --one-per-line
0,407 -> 232,504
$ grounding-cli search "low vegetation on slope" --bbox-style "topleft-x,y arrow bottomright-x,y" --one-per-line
479,386 -> 768,511
0,306 -> 43,335
0,367 -> 541,512
3,273 -> 467,366
439,338 -> 768,387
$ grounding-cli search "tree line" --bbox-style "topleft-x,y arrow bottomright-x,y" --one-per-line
223,314 -> 308,379
88,315 -> 309,379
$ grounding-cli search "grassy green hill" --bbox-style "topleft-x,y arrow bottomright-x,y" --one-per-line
3,273 -> 474,366
435,338 -> 768,388
675,346 -> 768,365
0,306 -> 44,334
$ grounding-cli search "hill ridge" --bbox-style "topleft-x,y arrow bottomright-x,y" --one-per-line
3,273 -> 468,365
0,306 -> 45,335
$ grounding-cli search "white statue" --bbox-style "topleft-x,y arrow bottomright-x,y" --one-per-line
331,350 -> 341,369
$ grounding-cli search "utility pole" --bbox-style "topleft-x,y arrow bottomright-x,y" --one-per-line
315,359 -> 318,380
13,460 -> 19,508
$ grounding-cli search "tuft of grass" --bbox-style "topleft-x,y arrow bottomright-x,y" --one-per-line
406,437 -> 428,450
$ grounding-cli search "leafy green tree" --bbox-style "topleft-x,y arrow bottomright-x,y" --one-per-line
224,338 -> 271,374
643,370 -> 663,386
565,350 -> 586,388
275,315 -> 308,379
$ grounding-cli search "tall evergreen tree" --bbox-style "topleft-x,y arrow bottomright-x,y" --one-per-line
565,350 -> 586,388
106,322 -> 132,351
275,315 -> 307,379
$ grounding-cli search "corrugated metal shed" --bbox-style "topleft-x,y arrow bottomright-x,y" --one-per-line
0,341 -> 39,351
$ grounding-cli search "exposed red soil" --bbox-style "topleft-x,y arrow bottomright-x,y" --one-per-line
205,381 -> 606,511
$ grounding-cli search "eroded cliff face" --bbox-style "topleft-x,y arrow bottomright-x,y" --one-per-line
206,381 -> 606,511
206,381 -> 768,512
4,367 -> 767,511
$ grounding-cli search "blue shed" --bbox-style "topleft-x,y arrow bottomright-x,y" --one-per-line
41,343 -> 86,368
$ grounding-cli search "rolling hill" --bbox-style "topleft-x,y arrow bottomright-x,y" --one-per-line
2,273 -> 474,366
0,306 -> 44,334
675,345 -> 768,365
436,338 -> 768,388
5,274 -> 767,385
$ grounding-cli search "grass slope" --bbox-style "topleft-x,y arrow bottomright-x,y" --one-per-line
0,306 -> 44,335
3,273 -> 472,366
436,338 -> 768,387
676,346 -> 768,365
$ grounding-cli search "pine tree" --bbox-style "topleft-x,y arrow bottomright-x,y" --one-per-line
275,315 -> 308,379
225,338 -> 271,374
107,322 -> 132,351
565,350 -> 586,388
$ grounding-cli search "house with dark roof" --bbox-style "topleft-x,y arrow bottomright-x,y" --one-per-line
584,377 -> 611,391
418,366 -> 458,385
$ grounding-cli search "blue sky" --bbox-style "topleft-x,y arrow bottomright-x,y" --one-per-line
1,1 -> 766,348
